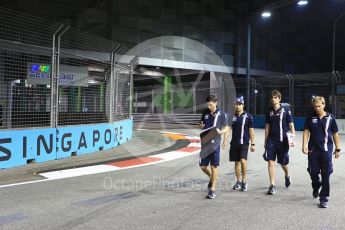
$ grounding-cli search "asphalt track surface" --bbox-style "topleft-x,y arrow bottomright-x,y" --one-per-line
0,128 -> 344,230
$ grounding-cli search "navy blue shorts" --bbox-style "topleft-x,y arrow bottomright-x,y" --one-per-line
229,143 -> 249,162
199,144 -> 220,167
263,138 -> 289,165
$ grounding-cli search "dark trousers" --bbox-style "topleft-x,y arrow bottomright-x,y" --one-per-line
307,150 -> 333,202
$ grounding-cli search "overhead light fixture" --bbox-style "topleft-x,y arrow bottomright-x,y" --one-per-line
261,11 -> 272,18
88,66 -> 105,72
88,79 -> 98,84
297,0 -> 308,6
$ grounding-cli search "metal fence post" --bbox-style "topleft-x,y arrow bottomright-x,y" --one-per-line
170,88 -> 174,114
152,88 -> 155,114
109,48 -> 117,123
246,21 -> 251,114
7,82 -> 13,129
221,75 -> 225,111
51,24 -> 65,128
129,57 -> 138,118
290,75 -> 295,114
192,86 -> 196,114
250,77 -> 256,115
129,62 -> 134,118
135,90 -> 138,113
114,69 -> 119,118
334,71 -> 341,118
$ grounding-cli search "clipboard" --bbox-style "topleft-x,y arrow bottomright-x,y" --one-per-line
200,126 -> 219,144
286,132 -> 295,146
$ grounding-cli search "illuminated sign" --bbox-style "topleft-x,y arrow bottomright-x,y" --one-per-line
30,64 -> 50,73
28,63 -> 51,79
27,63 -> 89,87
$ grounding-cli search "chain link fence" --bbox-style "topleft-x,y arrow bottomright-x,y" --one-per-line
0,8 -> 61,129
58,27 -> 119,126
234,72 -> 335,117
0,7 -> 135,130
133,72 -> 338,119
293,72 -> 332,117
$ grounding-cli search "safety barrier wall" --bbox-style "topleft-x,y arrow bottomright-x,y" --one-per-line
0,119 -> 132,169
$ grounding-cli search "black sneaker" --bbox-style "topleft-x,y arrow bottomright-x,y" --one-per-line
285,175 -> 291,188
319,201 -> 328,208
207,180 -> 212,191
207,190 -> 216,199
313,188 -> 320,199
267,185 -> 277,195
233,181 -> 242,190
312,182 -> 321,198
241,182 -> 248,192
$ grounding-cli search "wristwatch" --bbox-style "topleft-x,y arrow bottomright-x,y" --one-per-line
251,144 -> 255,146
335,149 -> 341,152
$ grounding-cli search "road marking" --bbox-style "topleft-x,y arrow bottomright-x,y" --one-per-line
39,165 -> 121,180
0,213 -> 27,225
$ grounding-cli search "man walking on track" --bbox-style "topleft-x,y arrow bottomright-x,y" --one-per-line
263,90 -> 296,195
302,96 -> 341,208
199,95 -> 229,199
223,96 -> 255,192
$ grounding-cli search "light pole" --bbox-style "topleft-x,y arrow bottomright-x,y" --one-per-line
332,10 -> 345,116
245,0 -> 308,114
246,21 -> 251,113
246,11 -> 270,113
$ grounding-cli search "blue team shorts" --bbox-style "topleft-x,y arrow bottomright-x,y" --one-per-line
263,138 -> 289,165
199,143 -> 220,167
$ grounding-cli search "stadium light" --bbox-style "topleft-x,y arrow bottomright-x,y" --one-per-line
261,11 -> 272,18
297,0 -> 308,6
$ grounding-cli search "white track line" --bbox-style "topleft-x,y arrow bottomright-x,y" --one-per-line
39,165 -> 121,180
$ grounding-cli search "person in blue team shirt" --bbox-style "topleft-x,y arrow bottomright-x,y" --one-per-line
199,95 -> 229,199
223,96 -> 255,192
302,96 -> 341,208
264,90 -> 296,195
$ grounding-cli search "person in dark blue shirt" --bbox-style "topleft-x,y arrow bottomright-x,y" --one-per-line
302,96 -> 341,208
223,96 -> 255,192
199,95 -> 229,199
264,90 -> 296,195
